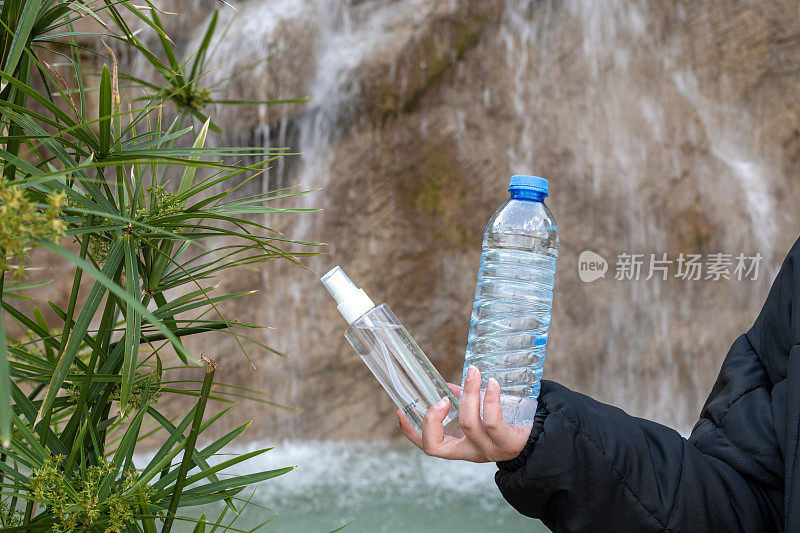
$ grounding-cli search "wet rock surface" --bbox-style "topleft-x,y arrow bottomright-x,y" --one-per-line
28,0 -> 800,441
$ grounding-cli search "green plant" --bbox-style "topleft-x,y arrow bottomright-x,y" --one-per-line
0,1 -> 316,531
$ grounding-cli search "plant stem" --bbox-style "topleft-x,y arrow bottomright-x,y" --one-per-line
161,357 -> 216,533
61,293 -> 116,451
25,234 -> 90,526
0,271 -> 5,486
4,53 -> 32,181
36,233 -> 90,449
57,233 -> 91,355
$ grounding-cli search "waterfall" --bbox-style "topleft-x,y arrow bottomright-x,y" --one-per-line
173,0 -> 795,439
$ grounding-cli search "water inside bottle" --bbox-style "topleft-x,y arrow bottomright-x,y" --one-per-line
464,192 -> 558,426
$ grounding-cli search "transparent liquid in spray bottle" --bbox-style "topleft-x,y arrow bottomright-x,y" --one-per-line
321,267 -> 459,434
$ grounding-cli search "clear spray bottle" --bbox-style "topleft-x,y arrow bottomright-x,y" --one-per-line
321,266 -> 459,434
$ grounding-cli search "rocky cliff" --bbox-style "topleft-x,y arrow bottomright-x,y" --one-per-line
34,0 -> 800,441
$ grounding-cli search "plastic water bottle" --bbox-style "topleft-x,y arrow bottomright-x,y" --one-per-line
462,175 -> 559,425
322,266 -> 459,435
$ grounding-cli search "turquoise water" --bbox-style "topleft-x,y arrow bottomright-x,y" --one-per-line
173,440 -> 547,532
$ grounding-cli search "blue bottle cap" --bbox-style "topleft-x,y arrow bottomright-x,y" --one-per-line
508,175 -> 548,197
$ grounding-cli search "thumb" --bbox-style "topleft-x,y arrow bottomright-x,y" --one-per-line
421,396 -> 450,453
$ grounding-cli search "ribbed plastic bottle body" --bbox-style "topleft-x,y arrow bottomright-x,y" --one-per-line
462,192 -> 559,425
345,303 -> 459,434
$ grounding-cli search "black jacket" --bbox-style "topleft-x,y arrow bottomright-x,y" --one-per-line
496,237 -> 800,532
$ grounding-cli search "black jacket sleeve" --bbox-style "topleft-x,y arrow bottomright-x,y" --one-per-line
495,379 -> 780,532
494,239 -> 800,532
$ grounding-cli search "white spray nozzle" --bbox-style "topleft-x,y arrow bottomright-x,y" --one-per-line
321,266 -> 375,324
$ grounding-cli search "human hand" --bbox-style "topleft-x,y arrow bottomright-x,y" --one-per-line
396,365 -> 533,463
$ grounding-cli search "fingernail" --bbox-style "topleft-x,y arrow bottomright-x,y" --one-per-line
466,365 -> 477,381
435,397 -> 450,409
488,378 -> 499,392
